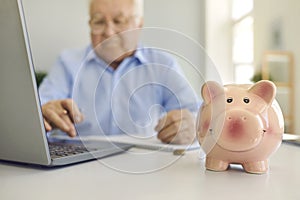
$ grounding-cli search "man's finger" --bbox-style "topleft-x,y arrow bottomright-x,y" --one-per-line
60,114 -> 77,137
61,99 -> 84,123
159,133 -> 174,144
44,119 -> 52,131
157,121 -> 179,140
157,119 -> 189,141
155,110 -> 186,132
43,109 -> 75,137
155,114 -> 178,132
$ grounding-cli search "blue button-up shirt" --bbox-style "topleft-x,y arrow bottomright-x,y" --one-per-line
39,45 -> 201,137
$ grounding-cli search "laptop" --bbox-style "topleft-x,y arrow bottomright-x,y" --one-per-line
0,0 -> 132,167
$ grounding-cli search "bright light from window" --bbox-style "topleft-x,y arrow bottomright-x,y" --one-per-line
232,0 -> 254,83
232,0 -> 253,20
233,16 -> 253,63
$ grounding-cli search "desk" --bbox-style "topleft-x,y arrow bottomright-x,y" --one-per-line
0,143 -> 300,200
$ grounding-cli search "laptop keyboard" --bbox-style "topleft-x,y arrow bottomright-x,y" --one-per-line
49,143 -> 94,158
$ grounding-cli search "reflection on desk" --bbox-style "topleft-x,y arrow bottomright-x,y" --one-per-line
0,143 -> 300,200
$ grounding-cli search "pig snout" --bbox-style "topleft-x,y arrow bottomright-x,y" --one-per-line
213,109 -> 265,152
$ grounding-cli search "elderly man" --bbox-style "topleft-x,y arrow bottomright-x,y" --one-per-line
39,0 -> 200,144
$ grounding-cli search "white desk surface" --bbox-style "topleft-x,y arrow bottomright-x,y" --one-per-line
1,142 -> 300,200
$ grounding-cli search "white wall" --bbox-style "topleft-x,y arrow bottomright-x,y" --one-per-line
144,0 -> 206,94
22,0 -> 90,72
22,0 -> 206,94
144,0 -> 205,44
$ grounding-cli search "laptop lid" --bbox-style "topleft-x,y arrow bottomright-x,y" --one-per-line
0,0 -> 51,165
0,0 -> 133,167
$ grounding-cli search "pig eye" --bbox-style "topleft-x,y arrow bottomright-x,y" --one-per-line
227,97 -> 233,103
243,97 -> 250,104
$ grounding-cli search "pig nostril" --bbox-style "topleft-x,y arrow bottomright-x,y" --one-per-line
242,116 -> 247,121
227,116 -> 232,120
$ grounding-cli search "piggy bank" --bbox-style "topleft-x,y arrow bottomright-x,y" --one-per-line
196,80 -> 284,174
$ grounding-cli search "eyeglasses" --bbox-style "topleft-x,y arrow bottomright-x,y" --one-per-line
89,13 -> 137,35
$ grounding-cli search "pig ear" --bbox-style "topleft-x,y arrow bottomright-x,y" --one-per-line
248,80 -> 276,104
201,81 -> 224,103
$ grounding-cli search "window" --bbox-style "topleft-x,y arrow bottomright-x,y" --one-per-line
231,0 -> 254,83
232,0 -> 253,20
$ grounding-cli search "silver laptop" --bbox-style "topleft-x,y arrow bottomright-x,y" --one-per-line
0,0 -> 132,167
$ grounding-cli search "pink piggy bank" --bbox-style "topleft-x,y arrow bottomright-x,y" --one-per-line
197,80 -> 284,174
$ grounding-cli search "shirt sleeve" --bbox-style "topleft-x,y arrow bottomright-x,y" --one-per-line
160,55 -> 202,114
38,53 -> 73,105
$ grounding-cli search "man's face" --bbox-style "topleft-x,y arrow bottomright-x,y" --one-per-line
89,0 -> 143,65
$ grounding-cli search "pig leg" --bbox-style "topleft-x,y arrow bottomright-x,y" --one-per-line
205,157 -> 229,171
243,160 -> 268,174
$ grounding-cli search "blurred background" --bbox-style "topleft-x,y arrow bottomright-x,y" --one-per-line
22,0 -> 299,134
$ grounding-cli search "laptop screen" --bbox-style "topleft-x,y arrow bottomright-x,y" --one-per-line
0,0 -> 50,165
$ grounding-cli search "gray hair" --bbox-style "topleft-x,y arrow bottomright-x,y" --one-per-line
89,0 -> 144,17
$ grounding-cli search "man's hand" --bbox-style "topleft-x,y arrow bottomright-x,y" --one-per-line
155,109 -> 196,145
41,99 -> 84,137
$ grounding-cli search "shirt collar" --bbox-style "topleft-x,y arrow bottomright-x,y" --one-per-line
84,44 -> 147,67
